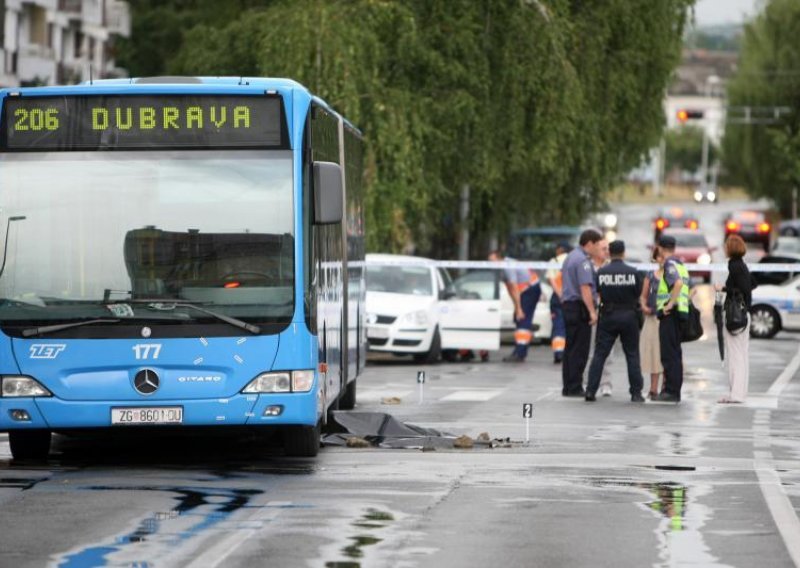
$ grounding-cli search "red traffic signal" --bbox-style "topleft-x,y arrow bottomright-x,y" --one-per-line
676,109 -> 704,123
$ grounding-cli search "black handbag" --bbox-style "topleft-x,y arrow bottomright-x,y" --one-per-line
680,301 -> 703,343
724,289 -> 748,333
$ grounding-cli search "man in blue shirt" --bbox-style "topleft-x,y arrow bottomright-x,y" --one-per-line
560,228 -> 604,396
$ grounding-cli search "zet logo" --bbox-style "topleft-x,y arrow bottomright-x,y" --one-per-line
29,344 -> 66,359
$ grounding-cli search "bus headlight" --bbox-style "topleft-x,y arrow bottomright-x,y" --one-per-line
242,370 -> 315,394
1,376 -> 52,397
697,253 -> 711,265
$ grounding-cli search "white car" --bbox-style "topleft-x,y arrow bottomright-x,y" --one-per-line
450,269 -> 553,343
749,274 -> 800,339
365,254 -> 501,362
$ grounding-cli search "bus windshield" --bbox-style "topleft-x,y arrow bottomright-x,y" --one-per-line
0,150 -> 294,328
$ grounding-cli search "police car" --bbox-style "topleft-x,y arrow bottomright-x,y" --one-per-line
749,274 -> 800,339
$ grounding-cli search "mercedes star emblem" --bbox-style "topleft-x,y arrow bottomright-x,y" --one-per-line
133,369 -> 160,395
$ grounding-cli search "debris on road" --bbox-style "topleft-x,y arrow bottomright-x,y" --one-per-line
380,397 -> 402,405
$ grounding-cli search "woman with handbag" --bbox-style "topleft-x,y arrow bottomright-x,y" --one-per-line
640,246 -> 664,399
719,234 -> 756,403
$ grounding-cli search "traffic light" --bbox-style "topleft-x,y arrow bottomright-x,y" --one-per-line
676,109 -> 704,123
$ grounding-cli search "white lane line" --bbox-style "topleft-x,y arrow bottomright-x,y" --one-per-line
767,340 -> 800,396
754,452 -> 800,567
183,501 -> 290,568
440,390 -> 503,402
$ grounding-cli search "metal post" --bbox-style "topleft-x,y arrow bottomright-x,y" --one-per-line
701,126 -> 710,191
793,187 -> 798,220
459,184 -> 470,262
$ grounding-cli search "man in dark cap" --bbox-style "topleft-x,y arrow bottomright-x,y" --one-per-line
655,234 -> 689,402
585,240 -> 645,402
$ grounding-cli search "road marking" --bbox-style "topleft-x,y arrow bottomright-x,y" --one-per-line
183,500 -> 290,568
440,390 -> 503,402
767,340 -> 800,396
754,451 -> 800,567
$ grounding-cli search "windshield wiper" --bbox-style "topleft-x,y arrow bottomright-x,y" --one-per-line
22,318 -> 121,337
110,300 -> 260,335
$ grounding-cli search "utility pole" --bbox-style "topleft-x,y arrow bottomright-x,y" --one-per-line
459,184 -> 470,261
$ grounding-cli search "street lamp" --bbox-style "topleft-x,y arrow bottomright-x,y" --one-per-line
0,215 -> 27,280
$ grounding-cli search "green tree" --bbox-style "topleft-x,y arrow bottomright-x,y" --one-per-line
121,0 -> 693,256
722,0 -> 800,214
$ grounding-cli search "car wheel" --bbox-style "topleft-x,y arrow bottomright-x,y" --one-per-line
783,228 -> 799,236
414,327 -> 441,364
750,305 -> 780,339
9,430 -> 51,461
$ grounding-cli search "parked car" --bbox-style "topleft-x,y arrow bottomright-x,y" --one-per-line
724,209 -> 774,251
507,226 -> 581,261
653,207 -> 699,241
778,219 -> 800,236
659,228 -> 714,283
451,269 -> 553,344
365,254 -> 501,362
750,274 -> 800,339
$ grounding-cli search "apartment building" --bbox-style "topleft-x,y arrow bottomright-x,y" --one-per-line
0,0 -> 130,87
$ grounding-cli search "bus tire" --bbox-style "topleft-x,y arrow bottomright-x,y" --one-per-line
339,378 -> 357,410
9,430 -> 51,461
283,422 -> 321,457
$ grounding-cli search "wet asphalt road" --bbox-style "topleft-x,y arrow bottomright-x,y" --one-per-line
1,199 -> 800,568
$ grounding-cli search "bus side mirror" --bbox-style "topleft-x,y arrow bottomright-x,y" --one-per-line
313,161 -> 343,224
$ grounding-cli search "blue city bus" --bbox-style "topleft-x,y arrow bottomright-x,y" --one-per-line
0,77 -> 365,459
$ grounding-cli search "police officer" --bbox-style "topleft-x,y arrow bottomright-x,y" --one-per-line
585,240 -> 645,402
561,228 -> 603,396
656,235 -> 689,402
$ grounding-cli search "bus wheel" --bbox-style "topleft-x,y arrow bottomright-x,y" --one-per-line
9,430 -> 51,461
283,422 -> 321,457
339,378 -> 357,410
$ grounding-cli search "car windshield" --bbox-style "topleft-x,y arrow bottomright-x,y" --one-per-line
671,233 -> 707,247
508,231 -> 577,260
774,237 -> 800,253
732,211 -> 764,222
366,265 -> 433,296
0,150 -> 294,327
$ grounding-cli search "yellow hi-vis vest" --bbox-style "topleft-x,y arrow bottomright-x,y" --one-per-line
656,260 -> 689,314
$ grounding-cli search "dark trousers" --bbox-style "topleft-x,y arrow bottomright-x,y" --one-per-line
659,312 -> 683,398
586,310 -> 644,396
562,301 -> 591,395
511,284 -> 541,359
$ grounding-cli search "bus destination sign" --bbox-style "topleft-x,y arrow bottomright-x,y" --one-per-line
1,94 -> 287,151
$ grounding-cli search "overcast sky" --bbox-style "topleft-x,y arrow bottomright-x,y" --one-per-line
694,0 -> 762,26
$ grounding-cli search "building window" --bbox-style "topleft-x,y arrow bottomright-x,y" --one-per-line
28,5 -> 48,47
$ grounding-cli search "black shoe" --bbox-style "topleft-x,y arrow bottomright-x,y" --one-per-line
563,389 -> 586,398
585,392 -> 596,401
631,393 -> 645,403
553,354 -> 563,364
656,391 -> 680,403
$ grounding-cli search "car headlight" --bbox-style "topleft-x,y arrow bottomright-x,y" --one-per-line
242,370 -> 315,394
697,253 -> 711,265
604,213 -> 617,228
707,191 -> 716,202
1,376 -> 52,397
694,191 -> 702,202
403,310 -> 429,326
